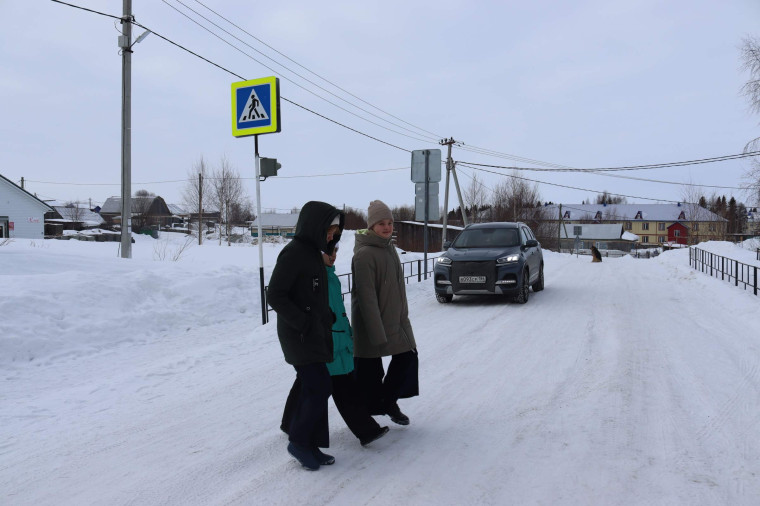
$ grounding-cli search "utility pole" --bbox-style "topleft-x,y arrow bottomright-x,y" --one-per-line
439,138 -> 469,248
198,172 -> 203,245
20,177 -> 24,189
118,0 -> 133,258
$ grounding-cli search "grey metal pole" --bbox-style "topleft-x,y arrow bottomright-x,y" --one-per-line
424,150 -> 429,280
119,0 -> 132,258
255,136 -> 267,325
451,161 -> 468,226
441,138 -> 453,249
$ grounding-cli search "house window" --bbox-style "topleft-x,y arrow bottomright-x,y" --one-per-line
658,236 -> 665,243
573,225 -> 582,236
642,223 -> 649,231
635,211 -> 642,219
563,211 -> 570,219
709,223 -> 716,232
674,230 -> 681,237
625,222 -> 632,230
594,211 -> 602,221
658,223 -> 665,231
693,223 -> 699,231
678,211 -> 686,220
642,236 -> 649,243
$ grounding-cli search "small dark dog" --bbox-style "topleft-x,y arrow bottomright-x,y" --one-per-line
591,245 -> 602,263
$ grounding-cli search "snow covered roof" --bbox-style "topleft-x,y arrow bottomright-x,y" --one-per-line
52,206 -> 104,226
0,173 -> 53,212
167,204 -> 188,216
100,196 -> 170,215
559,223 -> 636,241
545,203 -> 725,222
251,213 -> 300,228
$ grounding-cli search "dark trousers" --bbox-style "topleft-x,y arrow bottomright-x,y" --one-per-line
355,350 -> 419,415
285,363 -> 332,448
282,372 -> 382,442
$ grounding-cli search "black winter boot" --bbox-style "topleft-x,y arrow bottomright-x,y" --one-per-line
287,442 -> 320,470
360,426 -> 390,446
312,447 -> 335,465
385,402 -> 410,425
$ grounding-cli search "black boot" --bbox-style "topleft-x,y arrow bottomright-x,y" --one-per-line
385,402 -> 409,425
287,442 -> 320,470
312,447 -> 335,465
360,426 -> 390,446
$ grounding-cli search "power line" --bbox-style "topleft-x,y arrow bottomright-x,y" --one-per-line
459,151 -> 760,173
159,0 -> 432,145
164,0 -> 440,143
189,0 -> 445,141
22,167 -> 408,187
50,0 -> 122,20
458,163 -> 685,204
51,0 -> 413,153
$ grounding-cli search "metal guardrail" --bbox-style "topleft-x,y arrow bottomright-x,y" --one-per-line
263,255 -> 439,323
690,246 -> 758,297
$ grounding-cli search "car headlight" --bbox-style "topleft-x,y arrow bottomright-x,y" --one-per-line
437,256 -> 452,265
496,254 -> 519,264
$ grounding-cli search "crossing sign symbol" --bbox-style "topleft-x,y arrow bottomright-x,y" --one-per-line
231,76 -> 281,137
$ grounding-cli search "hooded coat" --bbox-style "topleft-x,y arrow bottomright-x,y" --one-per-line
267,201 -> 344,366
351,229 -> 416,358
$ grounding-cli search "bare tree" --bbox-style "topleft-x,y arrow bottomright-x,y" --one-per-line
63,200 -> 86,229
131,189 -> 155,232
210,156 -> 245,246
463,172 -> 488,222
740,36 -> 760,206
182,156 -> 211,245
489,172 -> 542,222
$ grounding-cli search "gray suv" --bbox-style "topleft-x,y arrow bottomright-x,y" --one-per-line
433,222 -> 544,304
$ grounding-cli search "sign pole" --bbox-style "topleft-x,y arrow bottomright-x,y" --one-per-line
255,135 -> 267,325
424,150 -> 429,280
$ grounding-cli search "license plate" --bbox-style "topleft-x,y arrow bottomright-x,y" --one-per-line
459,276 -> 486,283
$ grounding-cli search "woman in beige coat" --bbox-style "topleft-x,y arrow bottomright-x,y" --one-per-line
351,200 -> 419,425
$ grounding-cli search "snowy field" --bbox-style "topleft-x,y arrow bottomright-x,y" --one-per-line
2,233 -> 760,505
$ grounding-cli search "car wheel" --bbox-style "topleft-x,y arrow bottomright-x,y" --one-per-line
436,293 -> 453,303
514,270 -> 529,304
532,264 -> 544,292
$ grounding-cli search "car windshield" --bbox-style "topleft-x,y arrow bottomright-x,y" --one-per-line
452,228 -> 520,248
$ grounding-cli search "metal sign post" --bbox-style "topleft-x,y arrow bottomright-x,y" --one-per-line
411,149 -> 441,280
231,76 -> 281,325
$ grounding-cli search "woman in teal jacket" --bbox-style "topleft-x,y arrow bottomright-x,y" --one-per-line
282,242 -> 388,447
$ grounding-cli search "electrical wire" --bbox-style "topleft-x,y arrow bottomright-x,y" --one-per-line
459,151 -> 760,173
457,163 -> 685,204
159,0 -> 433,145
50,0 -> 413,153
164,0 -> 441,143
22,167 -> 408,187
190,0 -> 445,141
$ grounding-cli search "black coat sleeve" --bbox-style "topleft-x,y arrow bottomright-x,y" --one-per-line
267,246 -> 309,334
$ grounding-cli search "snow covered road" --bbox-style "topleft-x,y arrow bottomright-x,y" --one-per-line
2,237 -> 760,505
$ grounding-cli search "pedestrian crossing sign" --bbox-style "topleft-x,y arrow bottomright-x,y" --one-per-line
231,77 -> 281,137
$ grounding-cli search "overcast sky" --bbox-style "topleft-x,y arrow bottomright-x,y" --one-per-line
2,0 -> 759,214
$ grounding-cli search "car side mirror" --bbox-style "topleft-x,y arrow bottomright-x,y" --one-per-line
443,240 -> 452,250
525,239 -> 538,248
